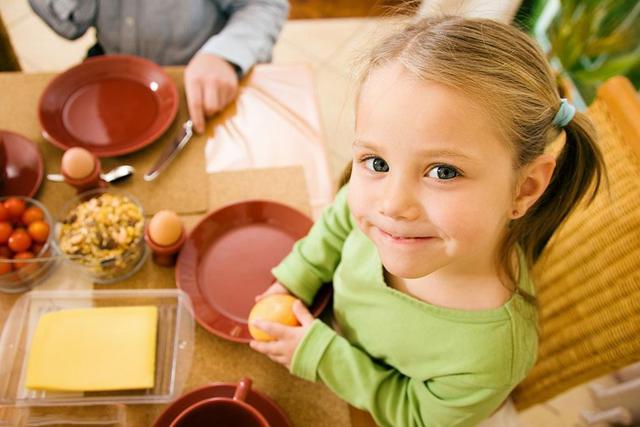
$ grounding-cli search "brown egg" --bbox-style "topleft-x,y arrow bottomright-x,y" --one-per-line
148,210 -> 183,246
61,147 -> 95,179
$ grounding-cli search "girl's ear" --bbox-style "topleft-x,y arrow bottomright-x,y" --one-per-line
511,154 -> 556,219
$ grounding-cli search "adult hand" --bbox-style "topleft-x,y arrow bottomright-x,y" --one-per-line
249,300 -> 315,369
184,53 -> 239,133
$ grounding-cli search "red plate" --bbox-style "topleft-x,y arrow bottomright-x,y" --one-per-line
38,54 -> 178,157
152,383 -> 292,427
176,200 -> 331,343
0,130 -> 44,197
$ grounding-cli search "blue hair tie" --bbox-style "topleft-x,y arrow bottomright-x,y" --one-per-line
552,98 -> 575,127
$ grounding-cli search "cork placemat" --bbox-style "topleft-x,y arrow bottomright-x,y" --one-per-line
94,166 -> 350,427
0,69 -> 207,216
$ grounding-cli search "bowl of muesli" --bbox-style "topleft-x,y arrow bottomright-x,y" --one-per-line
55,189 -> 147,283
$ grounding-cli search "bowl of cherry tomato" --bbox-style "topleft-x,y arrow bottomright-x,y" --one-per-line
0,196 -> 56,293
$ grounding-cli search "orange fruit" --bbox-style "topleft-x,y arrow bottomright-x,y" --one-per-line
248,294 -> 300,341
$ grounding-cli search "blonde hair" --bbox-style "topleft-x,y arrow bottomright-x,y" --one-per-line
342,16 -> 605,293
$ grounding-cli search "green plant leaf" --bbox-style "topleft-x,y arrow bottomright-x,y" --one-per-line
572,50 -> 640,84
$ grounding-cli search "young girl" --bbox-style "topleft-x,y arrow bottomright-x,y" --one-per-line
250,16 -> 605,427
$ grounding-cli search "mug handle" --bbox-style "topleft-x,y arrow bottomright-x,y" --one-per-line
233,377 -> 252,402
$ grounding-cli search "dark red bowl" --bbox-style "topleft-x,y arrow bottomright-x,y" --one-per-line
0,130 -> 44,198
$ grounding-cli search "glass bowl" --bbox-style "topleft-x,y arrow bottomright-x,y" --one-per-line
54,188 -> 147,284
0,197 -> 57,294
0,289 -> 195,407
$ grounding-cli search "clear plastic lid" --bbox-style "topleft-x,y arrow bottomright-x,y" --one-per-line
0,288 -> 194,406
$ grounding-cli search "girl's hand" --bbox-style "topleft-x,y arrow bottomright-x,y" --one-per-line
255,281 -> 291,302
249,300 -> 314,369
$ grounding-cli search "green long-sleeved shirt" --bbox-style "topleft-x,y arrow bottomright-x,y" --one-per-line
272,186 -> 538,427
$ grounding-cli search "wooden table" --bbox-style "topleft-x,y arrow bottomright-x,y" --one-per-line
0,64 -> 375,426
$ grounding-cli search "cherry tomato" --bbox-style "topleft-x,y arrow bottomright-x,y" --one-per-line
22,206 -> 45,225
0,204 -> 9,222
0,257 -> 12,275
13,251 -> 34,270
8,229 -> 31,253
3,198 -> 26,221
28,221 -> 49,243
0,222 -> 13,244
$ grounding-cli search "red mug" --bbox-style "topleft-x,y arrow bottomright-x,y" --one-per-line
169,378 -> 269,427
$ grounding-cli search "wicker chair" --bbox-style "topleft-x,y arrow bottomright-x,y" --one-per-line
512,76 -> 640,409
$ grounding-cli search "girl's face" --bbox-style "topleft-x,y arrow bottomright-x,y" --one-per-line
349,62 -> 518,280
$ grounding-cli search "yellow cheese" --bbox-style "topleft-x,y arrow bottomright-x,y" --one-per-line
25,306 -> 158,392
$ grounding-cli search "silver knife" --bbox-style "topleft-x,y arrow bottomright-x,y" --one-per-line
144,120 -> 194,181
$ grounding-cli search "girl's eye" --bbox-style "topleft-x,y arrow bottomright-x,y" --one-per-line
364,157 -> 389,173
427,165 -> 459,180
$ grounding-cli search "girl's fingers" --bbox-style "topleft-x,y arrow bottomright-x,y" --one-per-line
251,320 -> 288,339
249,339 -> 281,356
292,300 -> 314,326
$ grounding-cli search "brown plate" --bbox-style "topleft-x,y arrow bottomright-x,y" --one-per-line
38,54 -> 178,157
152,382 -> 292,427
176,200 -> 331,343
0,130 -> 44,197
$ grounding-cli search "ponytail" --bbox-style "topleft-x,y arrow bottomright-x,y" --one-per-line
499,111 -> 606,287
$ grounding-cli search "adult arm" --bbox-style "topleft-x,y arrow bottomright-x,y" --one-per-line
199,0 -> 289,76
28,0 -> 97,39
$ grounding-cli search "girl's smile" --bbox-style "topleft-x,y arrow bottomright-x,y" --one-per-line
374,225 -> 436,244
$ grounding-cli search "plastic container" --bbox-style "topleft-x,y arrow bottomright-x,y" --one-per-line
0,197 -> 57,294
0,289 -> 195,406
54,188 -> 147,284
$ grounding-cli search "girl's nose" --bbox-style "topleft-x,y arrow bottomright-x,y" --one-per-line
379,178 -> 421,221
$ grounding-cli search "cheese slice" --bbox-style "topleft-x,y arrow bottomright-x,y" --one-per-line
25,306 -> 158,392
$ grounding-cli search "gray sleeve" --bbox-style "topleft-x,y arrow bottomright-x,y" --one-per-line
28,0 -> 97,40
199,0 -> 289,76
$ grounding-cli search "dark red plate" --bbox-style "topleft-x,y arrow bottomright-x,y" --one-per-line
0,130 -> 44,197
38,54 -> 178,157
152,383 -> 292,427
176,200 -> 331,343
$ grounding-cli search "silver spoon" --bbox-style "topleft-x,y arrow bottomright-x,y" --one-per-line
47,165 -> 135,183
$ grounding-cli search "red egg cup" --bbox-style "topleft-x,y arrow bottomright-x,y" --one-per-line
144,224 -> 186,267
62,154 -> 107,194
